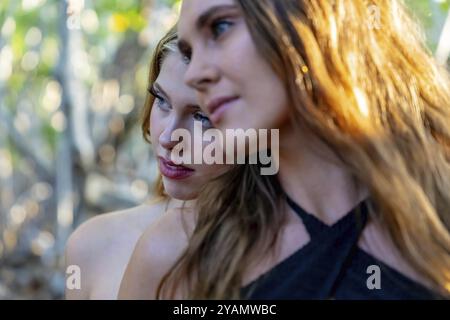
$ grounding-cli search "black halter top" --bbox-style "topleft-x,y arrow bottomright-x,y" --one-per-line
241,195 -> 441,299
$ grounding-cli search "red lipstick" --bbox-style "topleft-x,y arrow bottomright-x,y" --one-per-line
158,157 -> 195,180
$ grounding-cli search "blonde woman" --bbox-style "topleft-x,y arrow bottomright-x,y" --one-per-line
121,0 -> 450,299
65,27 -> 230,299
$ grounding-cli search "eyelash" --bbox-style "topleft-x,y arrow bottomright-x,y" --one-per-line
193,111 -> 212,127
149,88 -> 171,111
149,88 -> 211,126
179,17 -> 234,63
210,18 -> 233,39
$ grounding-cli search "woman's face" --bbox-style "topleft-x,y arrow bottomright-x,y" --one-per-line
178,0 -> 290,133
149,51 -> 231,200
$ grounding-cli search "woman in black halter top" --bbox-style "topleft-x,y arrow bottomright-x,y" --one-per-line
241,195 -> 441,300
131,0 -> 450,299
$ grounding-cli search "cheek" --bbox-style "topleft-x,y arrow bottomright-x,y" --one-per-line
245,48 -> 290,127
229,29 -> 287,110
268,80 -> 290,119
149,108 -> 163,146
231,26 -> 265,81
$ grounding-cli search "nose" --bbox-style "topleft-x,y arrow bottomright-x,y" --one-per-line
184,51 -> 220,92
159,118 -> 183,152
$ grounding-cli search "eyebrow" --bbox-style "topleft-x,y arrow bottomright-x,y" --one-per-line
150,83 -> 201,111
178,4 -> 239,56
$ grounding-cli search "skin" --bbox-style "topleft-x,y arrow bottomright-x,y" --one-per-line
65,51 -> 230,300
117,0 -> 431,299
65,200 -> 176,300
118,206 -> 196,299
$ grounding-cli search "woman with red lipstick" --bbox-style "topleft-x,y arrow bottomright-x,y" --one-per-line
65,27 -> 230,300
120,0 -> 450,299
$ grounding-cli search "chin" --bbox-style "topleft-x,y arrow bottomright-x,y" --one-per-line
162,178 -> 198,201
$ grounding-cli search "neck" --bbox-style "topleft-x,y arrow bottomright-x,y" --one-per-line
278,122 -> 368,225
167,198 -> 197,210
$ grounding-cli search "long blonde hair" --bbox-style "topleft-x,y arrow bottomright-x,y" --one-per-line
160,0 -> 450,298
141,26 -> 178,199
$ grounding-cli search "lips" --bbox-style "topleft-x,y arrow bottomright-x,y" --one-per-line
158,156 -> 195,180
206,96 -> 239,124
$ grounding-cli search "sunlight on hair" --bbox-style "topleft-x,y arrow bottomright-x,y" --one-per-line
353,87 -> 370,118
391,0 -> 402,31
444,269 -> 450,293
330,17 -> 338,48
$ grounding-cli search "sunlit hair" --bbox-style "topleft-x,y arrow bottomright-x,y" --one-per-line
141,26 -> 178,199
159,0 -> 450,298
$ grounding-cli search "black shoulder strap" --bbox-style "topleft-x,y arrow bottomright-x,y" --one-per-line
285,194 -> 329,237
326,202 -> 369,298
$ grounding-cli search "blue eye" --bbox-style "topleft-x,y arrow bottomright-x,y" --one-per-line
149,87 -> 171,111
193,112 -> 212,127
155,96 -> 171,111
211,20 -> 233,39
181,53 -> 191,65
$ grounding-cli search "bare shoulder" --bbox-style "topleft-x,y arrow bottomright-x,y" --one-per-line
118,207 -> 197,299
65,201 -> 167,299
66,201 -> 167,264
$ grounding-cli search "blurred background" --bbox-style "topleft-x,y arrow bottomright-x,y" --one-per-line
0,0 -> 449,300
